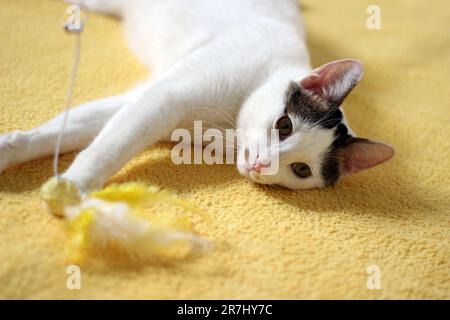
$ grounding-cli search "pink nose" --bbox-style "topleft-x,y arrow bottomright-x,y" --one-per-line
252,157 -> 271,173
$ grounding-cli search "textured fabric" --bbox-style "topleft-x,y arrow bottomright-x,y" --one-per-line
0,0 -> 448,299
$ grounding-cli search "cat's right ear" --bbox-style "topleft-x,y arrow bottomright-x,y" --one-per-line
300,59 -> 364,108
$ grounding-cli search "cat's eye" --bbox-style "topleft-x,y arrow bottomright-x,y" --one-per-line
276,116 -> 293,139
291,162 -> 312,179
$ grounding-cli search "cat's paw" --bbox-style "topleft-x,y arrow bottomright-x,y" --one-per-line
0,131 -> 29,173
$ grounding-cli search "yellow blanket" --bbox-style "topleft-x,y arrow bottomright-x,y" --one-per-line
0,0 -> 448,299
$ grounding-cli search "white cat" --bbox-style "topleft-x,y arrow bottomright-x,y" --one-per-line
0,0 -> 394,192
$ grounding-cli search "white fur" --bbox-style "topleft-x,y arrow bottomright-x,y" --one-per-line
0,0 -> 360,191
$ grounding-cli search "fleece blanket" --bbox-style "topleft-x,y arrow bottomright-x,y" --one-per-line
0,0 -> 448,299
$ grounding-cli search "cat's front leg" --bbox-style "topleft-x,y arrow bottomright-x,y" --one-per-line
61,72 -> 214,192
0,93 -> 136,174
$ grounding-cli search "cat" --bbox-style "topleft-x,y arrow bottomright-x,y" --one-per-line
0,0 -> 394,192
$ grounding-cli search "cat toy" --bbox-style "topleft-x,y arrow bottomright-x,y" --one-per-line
40,5 -> 210,264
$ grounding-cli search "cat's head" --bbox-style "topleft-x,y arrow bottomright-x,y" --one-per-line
237,59 -> 395,190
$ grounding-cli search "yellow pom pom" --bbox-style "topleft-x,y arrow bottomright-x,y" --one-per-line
40,179 -> 210,263
40,177 -> 81,217
60,182 -> 210,263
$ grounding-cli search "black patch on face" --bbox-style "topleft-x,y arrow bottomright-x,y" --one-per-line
285,82 -> 343,129
320,151 -> 341,186
284,82 -> 356,186
320,124 -> 353,186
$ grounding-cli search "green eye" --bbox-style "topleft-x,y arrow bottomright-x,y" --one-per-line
276,116 -> 293,138
291,162 -> 312,179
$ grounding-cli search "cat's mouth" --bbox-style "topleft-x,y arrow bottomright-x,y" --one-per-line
248,171 -> 272,186
248,170 -> 262,181
237,163 -> 250,177
237,163 -> 269,185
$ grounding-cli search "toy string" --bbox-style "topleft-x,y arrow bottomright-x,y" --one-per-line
53,6 -> 88,179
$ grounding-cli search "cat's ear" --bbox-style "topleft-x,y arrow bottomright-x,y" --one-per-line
300,59 -> 364,108
339,138 -> 395,176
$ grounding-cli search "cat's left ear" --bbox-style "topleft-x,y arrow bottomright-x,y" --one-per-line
300,59 -> 364,108
339,138 -> 395,176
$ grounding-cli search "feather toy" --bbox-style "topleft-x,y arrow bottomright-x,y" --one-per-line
41,177 -> 210,264
40,5 -> 210,264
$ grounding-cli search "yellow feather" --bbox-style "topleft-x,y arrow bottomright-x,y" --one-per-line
41,178 -> 210,264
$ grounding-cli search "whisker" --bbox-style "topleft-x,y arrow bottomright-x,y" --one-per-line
189,105 -> 237,129
202,135 -> 244,149
177,127 -> 245,149
305,107 -> 340,129
181,120 -> 228,135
